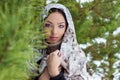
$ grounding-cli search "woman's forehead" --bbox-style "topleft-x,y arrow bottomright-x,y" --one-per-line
46,12 -> 66,23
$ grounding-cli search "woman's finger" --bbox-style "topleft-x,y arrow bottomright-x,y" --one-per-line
52,50 -> 59,55
58,66 -> 62,72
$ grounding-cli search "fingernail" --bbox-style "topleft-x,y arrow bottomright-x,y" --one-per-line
57,52 -> 61,57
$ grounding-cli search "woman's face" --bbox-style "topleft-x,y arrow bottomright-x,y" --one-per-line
44,12 -> 66,44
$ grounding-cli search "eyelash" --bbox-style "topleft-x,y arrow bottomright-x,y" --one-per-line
44,23 -> 52,28
58,25 -> 64,28
44,23 -> 65,28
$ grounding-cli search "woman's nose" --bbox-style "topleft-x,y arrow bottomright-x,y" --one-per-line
52,27 -> 57,34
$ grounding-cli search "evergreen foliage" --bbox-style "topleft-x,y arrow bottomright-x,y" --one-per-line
0,0 -> 45,80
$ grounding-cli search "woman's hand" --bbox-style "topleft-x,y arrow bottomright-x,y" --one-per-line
46,50 -> 64,77
39,67 -> 50,80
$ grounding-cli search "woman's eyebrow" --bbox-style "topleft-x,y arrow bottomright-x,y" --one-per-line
58,22 -> 65,25
46,20 -> 65,25
46,20 -> 53,24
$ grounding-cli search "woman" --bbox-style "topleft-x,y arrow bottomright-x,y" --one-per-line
33,3 -> 90,80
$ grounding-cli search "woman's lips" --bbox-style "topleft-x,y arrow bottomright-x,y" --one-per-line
50,36 -> 58,41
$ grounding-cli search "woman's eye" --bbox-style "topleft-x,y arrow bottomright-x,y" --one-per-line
44,23 -> 52,28
58,25 -> 64,28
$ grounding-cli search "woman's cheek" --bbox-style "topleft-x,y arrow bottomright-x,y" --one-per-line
44,29 -> 51,38
45,32 -> 51,39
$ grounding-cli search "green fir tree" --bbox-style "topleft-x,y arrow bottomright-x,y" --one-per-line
0,0 -> 46,80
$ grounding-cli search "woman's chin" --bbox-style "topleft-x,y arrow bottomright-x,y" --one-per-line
46,40 -> 57,44
49,41 -> 58,44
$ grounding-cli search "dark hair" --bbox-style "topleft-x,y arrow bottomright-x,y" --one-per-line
48,8 -> 68,27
